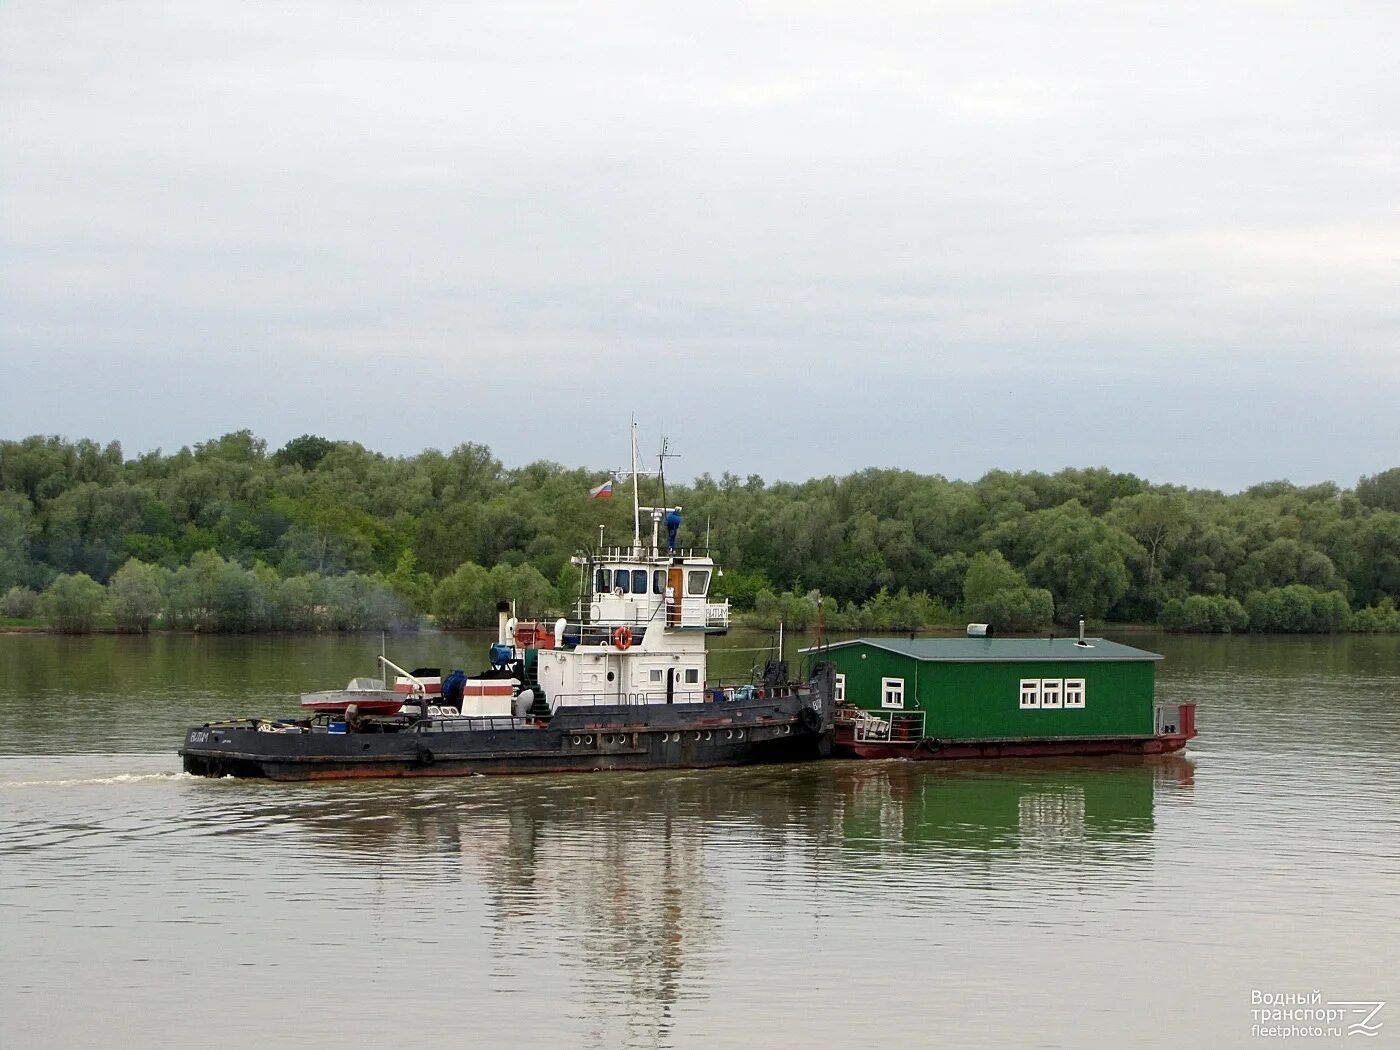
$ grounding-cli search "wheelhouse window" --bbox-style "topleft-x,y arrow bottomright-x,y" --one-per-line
1064,679 -> 1086,708
1019,679 -> 1041,709
835,673 -> 846,703
631,569 -> 647,594
614,569 -> 630,594
653,569 -> 666,594
595,568 -> 608,593
686,570 -> 710,596
1040,678 -> 1063,709
881,677 -> 905,709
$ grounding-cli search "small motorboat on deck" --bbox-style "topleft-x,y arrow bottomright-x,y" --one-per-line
297,667 -> 443,716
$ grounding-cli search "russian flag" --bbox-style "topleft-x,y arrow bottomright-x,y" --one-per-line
589,479 -> 614,499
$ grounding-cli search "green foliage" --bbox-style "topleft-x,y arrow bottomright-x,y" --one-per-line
2,585 -> 40,618
273,435 -> 338,472
751,588 -> 819,630
1023,502 -> 1141,622
1108,492 -> 1190,588
108,558 -> 167,632
432,562 -> 556,628
1160,594 -> 1249,633
2,433 -> 1399,635
1243,586 -> 1351,633
41,572 -> 107,633
747,587 -> 956,632
386,550 -> 433,614
1357,469 -> 1400,513
959,551 -> 1053,630
962,551 -> 1024,608
978,586 -> 1055,632
710,568 -> 771,611
1351,599 -> 1400,632
0,491 -> 37,589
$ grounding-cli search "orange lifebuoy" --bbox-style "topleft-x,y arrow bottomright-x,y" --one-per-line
612,626 -> 634,650
755,688 -> 765,700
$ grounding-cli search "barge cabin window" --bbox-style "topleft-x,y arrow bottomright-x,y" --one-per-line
1020,679 -> 1041,709
881,677 -> 905,709
1041,678 -> 1063,709
834,674 -> 845,703
1064,679 -> 1086,708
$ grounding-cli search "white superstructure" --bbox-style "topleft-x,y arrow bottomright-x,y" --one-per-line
524,422 -> 731,713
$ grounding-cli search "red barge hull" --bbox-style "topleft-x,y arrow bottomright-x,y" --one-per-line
834,702 -> 1196,761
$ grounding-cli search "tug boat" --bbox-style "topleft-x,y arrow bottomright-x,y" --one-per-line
180,428 -> 834,780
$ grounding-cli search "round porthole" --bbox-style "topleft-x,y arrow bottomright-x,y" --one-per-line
606,671 -> 615,682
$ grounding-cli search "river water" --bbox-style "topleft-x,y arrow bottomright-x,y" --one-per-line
2,630 -> 1397,1048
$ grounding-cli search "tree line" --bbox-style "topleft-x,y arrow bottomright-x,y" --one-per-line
2,431 -> 1398,633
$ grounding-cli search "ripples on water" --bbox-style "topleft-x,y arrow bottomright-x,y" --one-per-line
2,632 -> 1398,1049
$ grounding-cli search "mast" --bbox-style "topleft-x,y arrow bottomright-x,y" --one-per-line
631,416 -> 642,551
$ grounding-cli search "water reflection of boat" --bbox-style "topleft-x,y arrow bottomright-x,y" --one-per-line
244,757 -> 1190,1041
831,754 -> 1194,857
179,426 -> 833,780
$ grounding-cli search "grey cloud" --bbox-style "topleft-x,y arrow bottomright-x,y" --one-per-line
2,0 -> 1397,488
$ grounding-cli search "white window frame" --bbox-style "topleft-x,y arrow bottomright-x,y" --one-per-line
1019,678 -> 1041,709
834,673 -> 846,704
1064,678 -> 1086,709
649,668 -> 663,683
1041,678 -> 1063,709
881,677 -> 905,710
683,667 -> 700,685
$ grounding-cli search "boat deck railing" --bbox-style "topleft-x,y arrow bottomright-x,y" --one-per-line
853,709 -> 927,743
590,546 -> 712,564
416,714 -> 537,733
553,601 -> 731,642
550,682 -> 795,708
552,689 -> 710,708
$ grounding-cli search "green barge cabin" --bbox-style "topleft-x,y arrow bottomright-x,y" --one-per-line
805,634 -> 1196,761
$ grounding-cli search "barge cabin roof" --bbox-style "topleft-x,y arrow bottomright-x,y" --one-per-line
800,637 -> 1163,663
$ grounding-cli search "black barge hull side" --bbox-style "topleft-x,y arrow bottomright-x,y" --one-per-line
180,696 -> 830,781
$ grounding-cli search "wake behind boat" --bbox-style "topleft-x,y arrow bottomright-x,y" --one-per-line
180,425 -> 833,780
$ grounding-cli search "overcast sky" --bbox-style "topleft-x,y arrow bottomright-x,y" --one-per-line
2,1 -> 1397,491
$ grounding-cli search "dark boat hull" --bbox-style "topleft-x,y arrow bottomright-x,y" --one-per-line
182,695 -> 830,780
